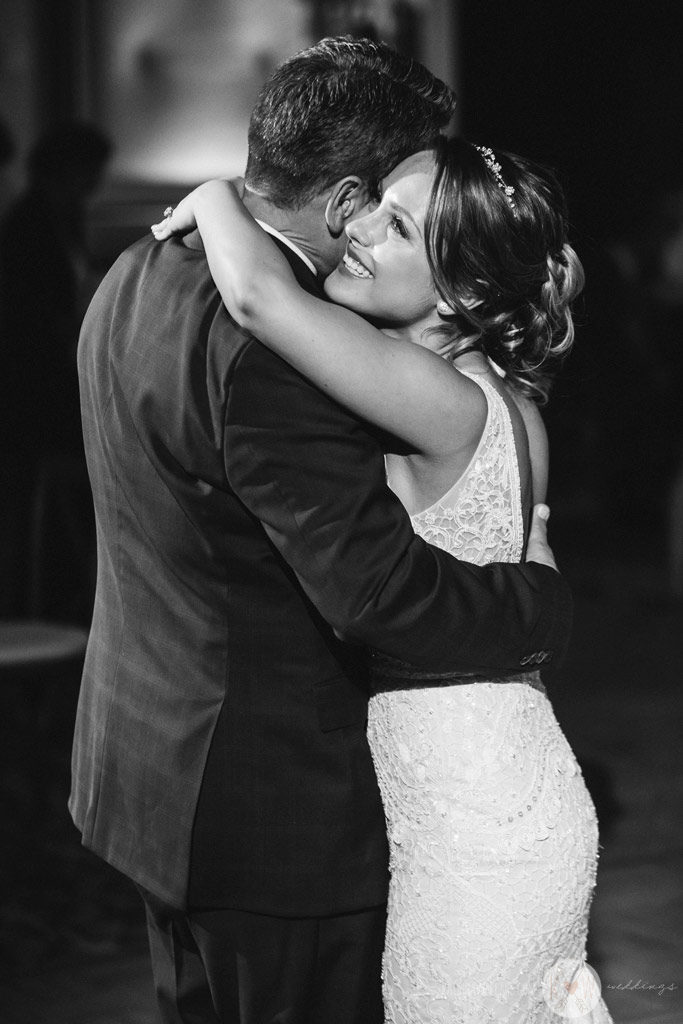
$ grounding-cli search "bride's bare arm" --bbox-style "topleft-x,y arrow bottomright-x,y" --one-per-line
511,394 -> 549,503
154,180 -> 484,455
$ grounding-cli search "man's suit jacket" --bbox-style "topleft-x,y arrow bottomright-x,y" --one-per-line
70,231 -> 571,915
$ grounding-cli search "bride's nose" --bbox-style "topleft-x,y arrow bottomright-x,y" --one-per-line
345,212 -> 374,248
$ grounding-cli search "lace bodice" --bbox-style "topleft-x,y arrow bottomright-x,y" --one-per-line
368,373 -> 612,1022
406,373 -> 524,566
372,372 -> 531,689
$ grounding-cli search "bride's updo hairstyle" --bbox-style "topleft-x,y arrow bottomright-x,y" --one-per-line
425,136 -> 584,404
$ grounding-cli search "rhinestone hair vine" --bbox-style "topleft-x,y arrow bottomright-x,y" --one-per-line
474,145 -> 516,210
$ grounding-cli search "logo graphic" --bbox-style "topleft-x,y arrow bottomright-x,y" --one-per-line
542,958 -> 602,1018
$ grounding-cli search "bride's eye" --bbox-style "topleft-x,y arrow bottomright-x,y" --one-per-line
390,215 -> 408,239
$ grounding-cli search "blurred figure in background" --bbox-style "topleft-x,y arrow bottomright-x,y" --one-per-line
0,117 -> 17,615
544,184 -> 683,602
0,121 -> 112,461
0,118 -> 17,221
650,189 -> 683,597
605,186 -> 683,596
0,121 -> 112,616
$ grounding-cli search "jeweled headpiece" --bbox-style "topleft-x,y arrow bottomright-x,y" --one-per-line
474,145 -> 516,210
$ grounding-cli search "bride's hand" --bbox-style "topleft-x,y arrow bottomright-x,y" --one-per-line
151,191 -> 200,240
151,178 -> 244,240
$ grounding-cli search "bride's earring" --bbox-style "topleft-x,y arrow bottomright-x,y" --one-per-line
436,299 -> 454,316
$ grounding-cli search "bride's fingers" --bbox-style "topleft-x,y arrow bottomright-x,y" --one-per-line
151,218 -> 174,240
151,202 -> 188,240
152,196 -> 200,239
151,207 -> 171,237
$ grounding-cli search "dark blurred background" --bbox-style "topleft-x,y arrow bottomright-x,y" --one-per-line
0,2 -> 681,1022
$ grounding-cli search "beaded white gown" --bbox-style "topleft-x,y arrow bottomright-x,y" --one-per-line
367,374 -> 613,1023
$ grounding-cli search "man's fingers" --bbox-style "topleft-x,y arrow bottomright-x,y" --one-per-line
526,503 -> 558,571
534,503 -> 550,523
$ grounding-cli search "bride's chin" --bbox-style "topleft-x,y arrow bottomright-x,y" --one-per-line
323,266 -> 345,299
324,267 -> 368,312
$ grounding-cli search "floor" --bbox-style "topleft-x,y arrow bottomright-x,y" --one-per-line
0,520 -> 681,1023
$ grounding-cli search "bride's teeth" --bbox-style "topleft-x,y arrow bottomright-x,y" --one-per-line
343,254 -> 372,278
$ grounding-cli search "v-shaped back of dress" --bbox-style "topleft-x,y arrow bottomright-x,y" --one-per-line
409,372 -> 525,566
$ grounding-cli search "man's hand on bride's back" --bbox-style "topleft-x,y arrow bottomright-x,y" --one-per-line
525,504 -> 558,572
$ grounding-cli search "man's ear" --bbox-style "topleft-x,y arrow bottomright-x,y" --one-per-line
324,176 -> 369,237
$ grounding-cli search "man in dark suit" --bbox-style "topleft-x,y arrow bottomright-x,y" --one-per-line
70,37 -> 570,1024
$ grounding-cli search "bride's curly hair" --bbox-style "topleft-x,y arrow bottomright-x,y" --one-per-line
425,136 -> 584,405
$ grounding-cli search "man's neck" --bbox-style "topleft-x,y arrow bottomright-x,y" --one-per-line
243,189 -> 337,277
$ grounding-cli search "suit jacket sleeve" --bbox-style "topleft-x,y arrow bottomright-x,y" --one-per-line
225,339 -> 572,677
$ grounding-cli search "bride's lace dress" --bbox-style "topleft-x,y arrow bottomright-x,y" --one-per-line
368,374 -> 612,1023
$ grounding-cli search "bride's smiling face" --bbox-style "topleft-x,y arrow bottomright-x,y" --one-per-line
324,150 -> 440,331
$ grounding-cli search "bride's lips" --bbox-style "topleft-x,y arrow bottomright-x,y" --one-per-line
340,243 -> 374,279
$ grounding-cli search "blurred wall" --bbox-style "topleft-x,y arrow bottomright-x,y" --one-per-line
42,0 -> 458,263
88,0 -> 310,184
83,0 -> 456,187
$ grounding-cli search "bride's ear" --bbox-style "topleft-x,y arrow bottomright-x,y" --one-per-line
462,294 -> 484,311
325,176 -> 368,237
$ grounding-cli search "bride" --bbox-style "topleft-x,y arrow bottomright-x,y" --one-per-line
153,136 -> 612,1023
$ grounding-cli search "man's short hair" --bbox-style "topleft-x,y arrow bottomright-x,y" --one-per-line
245,36 -> 456,208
